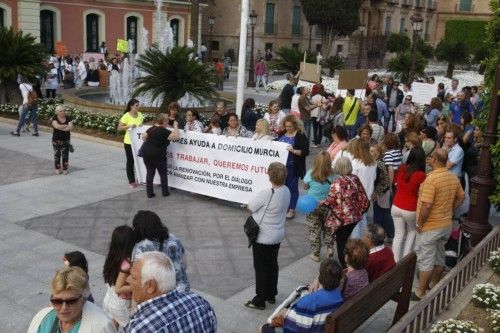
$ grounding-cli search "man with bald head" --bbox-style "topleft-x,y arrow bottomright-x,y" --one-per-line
412,149 -> 464,301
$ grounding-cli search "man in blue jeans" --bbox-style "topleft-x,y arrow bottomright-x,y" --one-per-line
11,77 -> 39,137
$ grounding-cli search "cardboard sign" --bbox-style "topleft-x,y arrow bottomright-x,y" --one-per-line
412,82 -> 438,105
300,62 -> 321,83
338,70 -> 369,89
116,39 -> 129,53
82,52 -> 105,63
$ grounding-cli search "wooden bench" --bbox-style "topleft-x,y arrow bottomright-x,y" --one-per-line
324,252 -> 417,332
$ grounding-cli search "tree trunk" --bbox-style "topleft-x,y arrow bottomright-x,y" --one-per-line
321,25 -> 335,57
190,0 -> 200,49
446,62 -> 455,79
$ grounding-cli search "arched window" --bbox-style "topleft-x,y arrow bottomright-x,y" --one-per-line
40,10 -> 55,53
86,14 -> 99,52
127,16 -> 138,53
170,19 -> 179,47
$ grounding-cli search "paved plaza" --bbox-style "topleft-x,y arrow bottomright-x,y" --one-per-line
0,109 -> 395,332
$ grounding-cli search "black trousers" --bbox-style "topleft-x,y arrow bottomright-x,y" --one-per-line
334,223 -> 357,268
124,144 -> 135,183
252,242 -> 280,306
311,117 -> 324,145
143,157 -> 169,197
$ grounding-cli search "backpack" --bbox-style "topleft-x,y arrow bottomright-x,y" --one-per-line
24,84 -> 38,106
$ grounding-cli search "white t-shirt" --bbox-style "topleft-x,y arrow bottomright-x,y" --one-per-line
290,94 -> 300,114
46,68 -> 59,90
332,151 -> 377,198
445,87 -> 460,99
77,62 -> 87,81
310,94 -> 326,118
19,83 -> 33,105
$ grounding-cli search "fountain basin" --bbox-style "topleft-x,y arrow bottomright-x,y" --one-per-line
60,87 -> 236,116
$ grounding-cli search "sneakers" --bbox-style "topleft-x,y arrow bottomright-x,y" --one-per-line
55,169 -> 62,175
32,132 -> 39,137
310,254 -> 320,262
244,300 -> 265,310
62,170 -> 69,175
10,132 -> 20,137
286,210 -> 296,220
129,182 -> 137,188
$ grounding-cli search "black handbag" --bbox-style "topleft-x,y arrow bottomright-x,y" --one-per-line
244,189 -> 274,248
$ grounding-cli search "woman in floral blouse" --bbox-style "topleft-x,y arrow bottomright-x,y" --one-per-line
263,100 -> 286,139
131,210 -> 190,292
184,109 -> 204,132
222,113 -> 252,138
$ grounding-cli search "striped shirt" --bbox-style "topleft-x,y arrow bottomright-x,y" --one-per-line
124,290 -> 217,333
383,149 -> 402,171
416,167 -> 465,231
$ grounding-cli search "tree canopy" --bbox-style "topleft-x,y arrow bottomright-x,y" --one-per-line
435,39 -> 469,78
301,0 -> 363,56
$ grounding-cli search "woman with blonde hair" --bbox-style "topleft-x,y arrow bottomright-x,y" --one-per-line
304,151 -> 337,262
332,138 -> 376,239
277,115 -> 310,219
252,118 -> 273,140
263,100 -> 286,139
28,266 -> 116,333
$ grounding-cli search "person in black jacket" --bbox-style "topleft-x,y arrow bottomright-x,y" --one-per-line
278,75 -> 298,113
241,98 -> 262,132
277,115 -> 310,219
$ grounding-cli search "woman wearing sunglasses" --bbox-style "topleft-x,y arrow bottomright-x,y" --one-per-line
28,266 -> 116,333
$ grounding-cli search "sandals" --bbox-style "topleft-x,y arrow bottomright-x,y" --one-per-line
410,291 -> 423,301
244,300 -> 265,310
286,210 -> 296,220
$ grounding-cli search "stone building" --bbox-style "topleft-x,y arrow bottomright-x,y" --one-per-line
0,0 -> 204,55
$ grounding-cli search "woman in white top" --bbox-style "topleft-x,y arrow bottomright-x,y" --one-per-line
310,84 -> 327,147
333,138 -> 377,239
184,109 -> 204,132
252,118 -> 273,140
264,100 -> 286,139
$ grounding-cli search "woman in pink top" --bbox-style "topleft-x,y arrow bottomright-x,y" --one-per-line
391,147 -> 426,262
326,125 -> 348,160
255,57 -> 268,92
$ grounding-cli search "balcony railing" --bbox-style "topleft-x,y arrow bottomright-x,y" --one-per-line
264,22 -> 277,35
388,225 -> 500,333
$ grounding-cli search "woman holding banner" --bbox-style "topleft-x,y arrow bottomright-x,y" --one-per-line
222,113 -> 252,138
184,110 -> 204,132
141,114 -> 179,198
118,99 -> 144,188
277,115 -> 310,219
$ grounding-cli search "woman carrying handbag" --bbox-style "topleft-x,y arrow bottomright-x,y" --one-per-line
244,162 -> 290,310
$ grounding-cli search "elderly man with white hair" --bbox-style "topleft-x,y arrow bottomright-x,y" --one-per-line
124,251 -> 217,333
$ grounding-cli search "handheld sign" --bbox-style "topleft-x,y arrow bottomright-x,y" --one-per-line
338,70 -> 369,89
116,39 -> 129,53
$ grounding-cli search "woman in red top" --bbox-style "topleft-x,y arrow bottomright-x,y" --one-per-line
391,146 -> 426,262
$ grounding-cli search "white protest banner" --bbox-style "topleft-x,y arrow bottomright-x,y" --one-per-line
129,127 -> 289,204
411,82 -> 438,105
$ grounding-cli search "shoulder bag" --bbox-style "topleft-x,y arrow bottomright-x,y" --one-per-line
244,189 -> 274,248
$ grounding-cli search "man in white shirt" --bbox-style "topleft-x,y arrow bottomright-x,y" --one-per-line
445,79 -> 460,99
11,77 -> 39,136
75,56 -> 87,89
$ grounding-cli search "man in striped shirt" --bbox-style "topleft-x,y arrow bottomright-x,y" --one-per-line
412,149 -> 465,301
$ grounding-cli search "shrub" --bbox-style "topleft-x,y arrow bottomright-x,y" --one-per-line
430,319 -> 483,333
489,250 -> 500,274
472,283 -> 500,310
387,51 -> 428,83
489,309 -> 500,333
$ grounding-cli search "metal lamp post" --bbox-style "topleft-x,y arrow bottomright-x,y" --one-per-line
409,14 -> 423,83
208,15 -> 215,61
356,24 -> 366,69
247,10 -> 258,88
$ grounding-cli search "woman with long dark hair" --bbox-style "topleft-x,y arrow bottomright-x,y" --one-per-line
102,226 -> 135,328
131,210 -> 189,291
391,147 -> 426,262
117,98 -> 144,188
241,98 -> 261,132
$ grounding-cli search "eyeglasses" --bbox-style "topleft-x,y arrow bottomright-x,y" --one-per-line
50,294 -> 82,308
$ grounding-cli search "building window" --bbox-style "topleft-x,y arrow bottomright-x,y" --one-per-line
291,6 -> 301,36
86,14 -> 99,52
415,0 -> 421,7
399,18 -> 406,33
292,43 -> 299,49
264,3 -> 275,34
40,10 -> 55,53
265,42 -> 273,51
428,0 -> 433,8
315,44 -> 322,53
336,44 -> 343,55
425,21 -> 430,40
126,16 -> 138,53
0,8 -> 4,27
385,17 -> 392,35
210,40 -> 219,51
315,26 -> 322,37
458,0 -> 472,11
170,19 -> 179,47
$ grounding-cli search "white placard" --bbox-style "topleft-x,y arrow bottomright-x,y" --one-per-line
411,82 -> 438,105
130,127 -> 289,204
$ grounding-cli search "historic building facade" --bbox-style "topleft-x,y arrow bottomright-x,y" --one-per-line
0,0 -> 204,55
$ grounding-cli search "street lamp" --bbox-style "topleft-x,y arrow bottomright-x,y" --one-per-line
208,15 -> 215,61
409,14 -> 423,83
247,10 -> 258,88
356,24 -> 366,69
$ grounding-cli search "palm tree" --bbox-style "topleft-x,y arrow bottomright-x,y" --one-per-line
322,55 -> 344,77
269,46 -> 317,74
435,39 -> 469,78
133,45 -> 219,108
387,51 -> 428,83
0,27 -> 47,104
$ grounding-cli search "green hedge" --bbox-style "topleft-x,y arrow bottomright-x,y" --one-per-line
444,20 -> 489,53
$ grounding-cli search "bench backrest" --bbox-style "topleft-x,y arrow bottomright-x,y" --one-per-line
324,252 -> 416,333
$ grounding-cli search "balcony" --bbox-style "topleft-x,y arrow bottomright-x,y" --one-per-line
401,0 -> 412,8
264,22 -> 277,35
